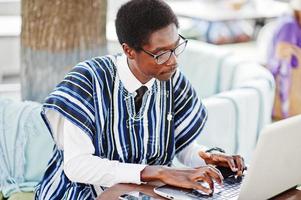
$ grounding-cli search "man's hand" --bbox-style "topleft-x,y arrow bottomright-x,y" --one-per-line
199,151 -> 245,177
141,165 -> 223,194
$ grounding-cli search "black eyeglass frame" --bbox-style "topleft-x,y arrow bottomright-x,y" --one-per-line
140,34 -> 188,65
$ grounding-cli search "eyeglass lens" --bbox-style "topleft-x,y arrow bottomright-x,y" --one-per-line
156,41 -> 187,64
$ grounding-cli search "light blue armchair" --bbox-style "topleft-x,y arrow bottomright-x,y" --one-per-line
178,40 -> 275,161
0,98 -> 53,199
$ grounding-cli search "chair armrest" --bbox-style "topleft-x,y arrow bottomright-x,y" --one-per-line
199,75 -> 275,161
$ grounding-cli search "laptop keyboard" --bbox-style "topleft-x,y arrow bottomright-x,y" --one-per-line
189,175 -> 244,199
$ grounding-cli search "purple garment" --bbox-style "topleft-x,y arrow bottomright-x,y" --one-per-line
267,15 -> 301,118
267,15 -> 301,72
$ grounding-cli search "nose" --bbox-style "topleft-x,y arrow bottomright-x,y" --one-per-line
166,51 -> 178,66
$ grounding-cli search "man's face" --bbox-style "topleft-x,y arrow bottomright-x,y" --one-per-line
129,23 -> 182,83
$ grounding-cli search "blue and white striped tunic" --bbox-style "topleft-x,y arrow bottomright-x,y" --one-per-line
35,55 -> 208,200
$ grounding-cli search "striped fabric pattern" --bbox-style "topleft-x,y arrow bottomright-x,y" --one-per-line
35,55 -> 207,200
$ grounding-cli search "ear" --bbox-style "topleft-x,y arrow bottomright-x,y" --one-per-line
122,43 -> 136,60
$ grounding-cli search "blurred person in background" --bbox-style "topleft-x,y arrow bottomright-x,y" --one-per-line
267,0 -> 301,118
182,0 -> 254,44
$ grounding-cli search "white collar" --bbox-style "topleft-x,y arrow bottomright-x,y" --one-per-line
116,53 -> 155,93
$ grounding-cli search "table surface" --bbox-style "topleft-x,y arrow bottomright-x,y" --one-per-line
166,1 -> 289,22
97,183 -> 301,200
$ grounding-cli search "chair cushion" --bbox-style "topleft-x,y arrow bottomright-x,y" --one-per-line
7,192 -> 34,200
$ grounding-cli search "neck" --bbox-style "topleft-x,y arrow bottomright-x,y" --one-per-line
127,58 -> 151,84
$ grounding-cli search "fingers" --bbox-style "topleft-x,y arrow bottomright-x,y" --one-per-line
191,170 -> 214,194
210,154 -> 238,172
201,172 -> 214,192
206,166 -> 224,185
225,156 -> 238,173
211,153 -> 245,176
189,166 -> 224,194
233,155 -> 245,176
223,155 -> 245,176
191,181 -> 212,195
160,167 -> 218,194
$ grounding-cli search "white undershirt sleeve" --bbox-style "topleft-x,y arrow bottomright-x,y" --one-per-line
46,111 -> 146,187
176,142 -> 208,168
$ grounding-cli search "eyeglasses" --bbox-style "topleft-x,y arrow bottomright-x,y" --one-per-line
140,34 -> 188,65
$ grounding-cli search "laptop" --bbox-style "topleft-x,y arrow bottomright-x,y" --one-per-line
154,115 -> 301,200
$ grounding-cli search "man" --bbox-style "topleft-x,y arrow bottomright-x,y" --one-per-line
267,0 -> 301,118
35,0 -> 245,199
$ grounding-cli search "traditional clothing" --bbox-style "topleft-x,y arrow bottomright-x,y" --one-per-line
35,54 -> 207,199
267,15 -> 301,117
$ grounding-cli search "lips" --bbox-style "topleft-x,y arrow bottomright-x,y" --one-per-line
162,66 -> 177,75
